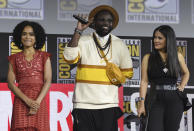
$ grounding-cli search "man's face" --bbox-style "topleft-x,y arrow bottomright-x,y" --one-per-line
95,11 -> 114,37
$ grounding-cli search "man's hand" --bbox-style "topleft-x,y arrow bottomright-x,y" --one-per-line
76,14 -> 94,31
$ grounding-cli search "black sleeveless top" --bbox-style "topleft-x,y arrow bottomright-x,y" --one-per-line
148,53 -> 177,85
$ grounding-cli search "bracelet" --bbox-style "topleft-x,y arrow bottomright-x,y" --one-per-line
138,97 -> 145,101
74,28 -> 83,35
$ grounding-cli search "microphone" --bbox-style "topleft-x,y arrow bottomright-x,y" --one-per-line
73,14 -> 89,24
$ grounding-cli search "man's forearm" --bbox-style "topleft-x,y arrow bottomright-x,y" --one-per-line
68,29 -> 82,47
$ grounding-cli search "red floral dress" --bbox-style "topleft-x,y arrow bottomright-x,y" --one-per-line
8,50 -> 51,131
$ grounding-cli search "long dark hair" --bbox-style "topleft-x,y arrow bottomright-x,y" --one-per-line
148,25 -> 180,77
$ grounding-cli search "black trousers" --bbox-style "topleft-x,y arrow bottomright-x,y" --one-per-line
72,107 -> 123,131
147,90 -> 184,131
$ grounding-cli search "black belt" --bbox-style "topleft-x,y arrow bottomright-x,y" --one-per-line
155,84 -> 177,90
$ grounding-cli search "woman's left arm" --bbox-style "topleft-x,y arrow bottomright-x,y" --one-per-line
36,57 -> 52,104
178,52 -> 190,91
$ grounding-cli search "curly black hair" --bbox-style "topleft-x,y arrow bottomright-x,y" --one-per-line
12,21 -> 46,50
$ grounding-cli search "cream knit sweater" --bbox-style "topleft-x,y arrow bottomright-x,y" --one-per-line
63,33 -> 133,109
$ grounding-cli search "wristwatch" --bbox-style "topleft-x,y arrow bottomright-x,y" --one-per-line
138,97 -> 145,101
74,28 -> 83,35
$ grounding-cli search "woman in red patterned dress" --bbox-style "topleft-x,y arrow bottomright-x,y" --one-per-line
7,21 -> 52,131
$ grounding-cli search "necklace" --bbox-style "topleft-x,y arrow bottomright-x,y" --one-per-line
163,67 -> 168,73
22,51 -> 36,68
162,62 -> 168,73
159,53 -> 168,73
93,33 -> 111,51
93,33 -> 112,59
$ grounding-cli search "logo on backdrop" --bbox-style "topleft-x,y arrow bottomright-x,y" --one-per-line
122,38 -> 141,87
125,0 -> 179,23
58,0 -> 112,21
123,88 -> 140,131
0,0 -> 44,20
8,36 -> 47,55
177,40 -> 187,63
177,40 -> 188,83
57,37 -> 77,84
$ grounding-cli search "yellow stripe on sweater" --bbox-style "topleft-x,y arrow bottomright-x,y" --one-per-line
76,80 -> 112,85
63,54 -> 80,64
76,64 -> 110,83
121,68 -> 133,79
76,65 -> 133,84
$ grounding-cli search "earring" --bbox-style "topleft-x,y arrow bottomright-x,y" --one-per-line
20,43 -> 22,47
34,44 -> 36,48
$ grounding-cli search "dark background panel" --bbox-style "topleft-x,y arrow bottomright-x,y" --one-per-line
0,33 -> 10,82
47,34 -> 72,83
184,38 -> 194,86
47,34 -> 59,83
119,36 -> 152,61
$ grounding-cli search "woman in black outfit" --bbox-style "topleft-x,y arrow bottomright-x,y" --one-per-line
137,25 -> 190,131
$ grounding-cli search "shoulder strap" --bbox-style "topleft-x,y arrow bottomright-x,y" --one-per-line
92,33 -> 111,64
99,49 -> 108,64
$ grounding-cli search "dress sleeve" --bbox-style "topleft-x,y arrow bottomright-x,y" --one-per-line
8,54 -> 17,75
43,52 -> 51,65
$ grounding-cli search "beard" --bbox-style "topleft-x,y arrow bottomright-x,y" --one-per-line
95,26 -> 113,37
